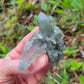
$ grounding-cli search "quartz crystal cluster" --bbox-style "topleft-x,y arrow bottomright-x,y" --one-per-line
18,12 -> 65,71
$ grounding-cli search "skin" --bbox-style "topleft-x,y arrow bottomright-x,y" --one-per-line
0,27 -> 51,84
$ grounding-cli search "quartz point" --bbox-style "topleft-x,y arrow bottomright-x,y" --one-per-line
18,12 -> 65,71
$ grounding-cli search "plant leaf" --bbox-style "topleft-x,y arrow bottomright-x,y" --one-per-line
70,60 -> 82,70
60,69 -> 69,81
79,75 -> 84,84
41,2 -> 48,11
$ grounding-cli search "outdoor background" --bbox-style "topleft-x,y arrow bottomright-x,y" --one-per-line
0,0 -> 84,84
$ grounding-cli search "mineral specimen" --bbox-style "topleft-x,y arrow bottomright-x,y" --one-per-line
18,12 -> 65,71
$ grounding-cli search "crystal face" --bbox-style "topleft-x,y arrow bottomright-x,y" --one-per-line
18,12 -> 65,71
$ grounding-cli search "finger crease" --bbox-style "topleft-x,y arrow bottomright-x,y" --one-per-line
34,74 -> 39,82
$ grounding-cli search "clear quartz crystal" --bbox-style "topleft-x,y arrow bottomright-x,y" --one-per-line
18,12 -> 65,71
18,40 -> 46,71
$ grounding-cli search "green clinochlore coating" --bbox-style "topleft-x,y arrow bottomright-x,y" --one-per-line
18,12 -> 65,71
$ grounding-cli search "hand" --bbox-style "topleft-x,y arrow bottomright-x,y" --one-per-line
0,27 -> 51,84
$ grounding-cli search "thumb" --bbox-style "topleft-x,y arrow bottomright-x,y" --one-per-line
0,54 -> 48,76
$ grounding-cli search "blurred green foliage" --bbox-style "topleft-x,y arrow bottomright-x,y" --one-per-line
0,42 -> 11,57
79,75 -> 84,84
0,0 -> 84,84
48,0 -> 84,27
63,43 -> 78,57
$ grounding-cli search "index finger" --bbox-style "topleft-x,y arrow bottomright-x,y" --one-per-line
15,26 -> 39,53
